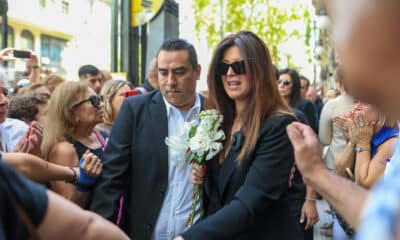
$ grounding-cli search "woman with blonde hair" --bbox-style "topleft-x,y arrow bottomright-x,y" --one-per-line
97,80 -> 133,137
41,81 -> 105,208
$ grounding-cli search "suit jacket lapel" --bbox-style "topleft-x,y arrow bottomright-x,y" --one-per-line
149,92 -> 169,185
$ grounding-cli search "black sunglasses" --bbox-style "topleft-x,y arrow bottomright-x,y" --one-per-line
72,95 -> 103,109
218,60 -> 246,76
277,79 -> 292,86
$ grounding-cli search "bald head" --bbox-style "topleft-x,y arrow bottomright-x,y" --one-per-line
324,0 -> 400,118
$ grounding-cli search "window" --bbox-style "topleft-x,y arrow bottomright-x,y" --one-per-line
61,0 -> 69,14
40,34 -> 67,73
0,25 -> 14,48
20,30 -> 35,50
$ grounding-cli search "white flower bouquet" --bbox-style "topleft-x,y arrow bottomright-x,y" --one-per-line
165,109 -> 225,226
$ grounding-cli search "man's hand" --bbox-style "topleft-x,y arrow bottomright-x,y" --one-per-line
0,48 -> 15,62
286,122 -> 325,184
174,236 -> 184,240
300,200 -> 319,229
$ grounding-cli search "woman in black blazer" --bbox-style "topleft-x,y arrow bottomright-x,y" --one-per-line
177,31 -> 301,240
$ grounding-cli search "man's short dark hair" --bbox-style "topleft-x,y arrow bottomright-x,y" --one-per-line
300,75 -> 310,88
157,39 -> 198,69
78,65 -> 100,79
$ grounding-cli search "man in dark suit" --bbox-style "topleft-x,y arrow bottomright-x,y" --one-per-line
90,39 -> 203,240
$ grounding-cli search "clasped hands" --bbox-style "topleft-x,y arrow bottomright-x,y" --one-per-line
75,149 -> 102,192
333,111 -> 375,147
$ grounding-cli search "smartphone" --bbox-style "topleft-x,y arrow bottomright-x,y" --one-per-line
124,90 -> 139,97
13,50 -> 31,59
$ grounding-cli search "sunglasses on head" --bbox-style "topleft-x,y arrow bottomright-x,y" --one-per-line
72,95 -> 103,109
218,60 -> 246,76
277,79 -> 292,86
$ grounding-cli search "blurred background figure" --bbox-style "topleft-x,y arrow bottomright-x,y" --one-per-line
101,69 -> 113,82
78,64 -> 103,94
97,80 -> 133,137
279,68 -> 317,132
300,75 -> 310,99
134,58 -> 159,94
8,92 -> 49,125
323,88 -> 339,104
44,74 -> 65,93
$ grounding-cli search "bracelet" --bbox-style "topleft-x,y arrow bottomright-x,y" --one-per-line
305,197 -> 317,201
65,167 -> 77,184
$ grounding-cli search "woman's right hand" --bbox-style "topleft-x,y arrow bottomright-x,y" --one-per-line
189,163 -> 206,185
76,150 -> 102,192
80,150 -> 102,178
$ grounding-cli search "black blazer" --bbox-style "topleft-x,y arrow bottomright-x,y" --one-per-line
90,91 -> 204,239
181,115 -> 302,240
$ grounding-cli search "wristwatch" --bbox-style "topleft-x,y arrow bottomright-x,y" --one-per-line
355,146 -> 369,153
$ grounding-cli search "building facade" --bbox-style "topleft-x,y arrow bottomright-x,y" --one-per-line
1,0 -> 111,80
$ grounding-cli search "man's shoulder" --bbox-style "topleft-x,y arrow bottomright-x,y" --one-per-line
3,118 -> 28,132
124,90 -> 162,107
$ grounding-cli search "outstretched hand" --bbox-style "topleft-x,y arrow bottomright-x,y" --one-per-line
286,122 -> 325,184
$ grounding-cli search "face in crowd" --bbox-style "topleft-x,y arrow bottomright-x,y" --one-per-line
277,73 -> 293,98
111,84 -> 131,121
71,87 -> 104,126
0,81 -> 9,123
220,46 -> 251,103
82,73 -> 103,95
324,0 -> 400,118
300,79 -> 308,99
157,50 -> 200,111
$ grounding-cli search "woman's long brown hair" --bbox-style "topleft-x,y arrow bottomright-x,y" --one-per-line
206,31 -> 292,165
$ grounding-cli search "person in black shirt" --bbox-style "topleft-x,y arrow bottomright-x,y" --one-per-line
0,153 -> 128,239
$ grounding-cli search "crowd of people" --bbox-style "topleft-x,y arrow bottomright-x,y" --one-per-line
1,0 -> 400,239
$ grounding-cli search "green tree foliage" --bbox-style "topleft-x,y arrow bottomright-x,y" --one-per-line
192,0 -> 312,67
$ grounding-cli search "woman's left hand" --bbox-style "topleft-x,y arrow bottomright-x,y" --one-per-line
349,113 -> 375,146
300,200 -> 319,229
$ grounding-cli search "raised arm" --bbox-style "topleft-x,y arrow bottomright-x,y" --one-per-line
2,152 -> 76,183
49,142 -> 101,207
287,122 -> 368,228
355,138 -> 396,188
38,190 -> 128,240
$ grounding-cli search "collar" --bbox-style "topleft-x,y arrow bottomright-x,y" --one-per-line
163,93 -> 201,118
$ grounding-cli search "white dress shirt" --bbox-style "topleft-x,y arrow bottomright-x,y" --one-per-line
152,94 -> 201,240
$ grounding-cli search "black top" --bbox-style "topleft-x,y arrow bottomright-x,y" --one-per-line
0,157 -> 48,239
67,136 -> 105,161
295,98 -> 317,133
67,135 -> 105,209
182,115 -> 301,240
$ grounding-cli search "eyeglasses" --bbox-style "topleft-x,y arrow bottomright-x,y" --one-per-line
218,60 -> 246,75
277,79 -> 292,86
72,95 -> 103,109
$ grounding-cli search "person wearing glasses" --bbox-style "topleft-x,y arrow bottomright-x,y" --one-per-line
97,80 -> 133,138
278,68 -> 317,132
41,81 -> 105,209
277,68 -> 319,240
178,31 -> 300,240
